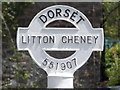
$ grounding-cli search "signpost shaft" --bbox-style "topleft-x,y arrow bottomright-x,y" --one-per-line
47,75 -> 73,88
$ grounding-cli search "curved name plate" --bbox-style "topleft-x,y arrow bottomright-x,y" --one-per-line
17,5 -> 104,88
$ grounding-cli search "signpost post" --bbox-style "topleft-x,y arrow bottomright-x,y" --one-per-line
17,5 -> 104,88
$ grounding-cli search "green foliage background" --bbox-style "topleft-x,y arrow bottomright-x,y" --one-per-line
102,2 -> 120,86
102,2 -> 120,40
105,44 -> 120,86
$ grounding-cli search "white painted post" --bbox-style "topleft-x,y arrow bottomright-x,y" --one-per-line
47,75 -> 73,88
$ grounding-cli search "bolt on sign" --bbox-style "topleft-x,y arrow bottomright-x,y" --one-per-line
17,5 -> 104,88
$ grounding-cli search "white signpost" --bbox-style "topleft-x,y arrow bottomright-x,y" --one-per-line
17,5 -> 104,88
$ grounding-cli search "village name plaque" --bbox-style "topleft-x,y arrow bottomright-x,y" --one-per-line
17,5 -> 104,88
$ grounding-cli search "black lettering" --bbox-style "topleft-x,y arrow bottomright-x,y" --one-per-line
68,36 -> 73,43
72,58 -> 77,66
61,63 -> 66,70
87,36 -> 92,44
28,36 -> 29,44
56,63 -> 58,70
74,36 -> 79,44
66,61 -> 72,69
38,36 -> 42,44
56,8 -> 62,17
76,16 -> 85,24
49,61 -> 54,69
62,36 -> 67,43
70,11 -> 78,21
80,36 -> 86,43
39,15 -> 47,23
94,36 -> 98,44
31,36 -> 36,44
49,36 -> 55,43
42,59 -> 48,66
43,36 -> 48,43
47,10 -> 54,18
22,36 -> 27,44
63,9 -> 70,17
